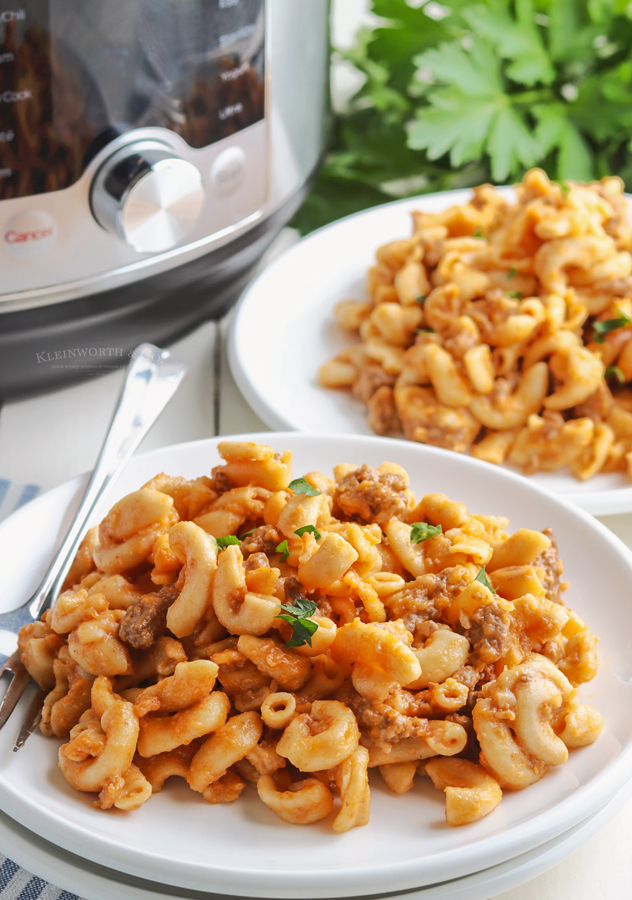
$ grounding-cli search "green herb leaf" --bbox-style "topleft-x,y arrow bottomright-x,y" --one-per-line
416,295 -> 427,305
288,477 -> 321,496
276,539 -> 290,563
275,598 -> 320,649
407,38 -> 541,182
474,228 -> 483,238
593,313 -> 632,342
415,327 -> 435,334
294,524 -> 322,540
410,521 -> 443,544
239,528 -> 256,539
605,365 -> 626,383
277,597 -> 319,618
216,535 -> 241,550
280,617 -> 319,649
463,1 -> 555,87
475,566 -> 497,594
507,291 -> 523,299
507,266 -> 517,279
290,0 -> 632,236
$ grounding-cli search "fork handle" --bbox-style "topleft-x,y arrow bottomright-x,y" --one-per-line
27,343 -> 188,621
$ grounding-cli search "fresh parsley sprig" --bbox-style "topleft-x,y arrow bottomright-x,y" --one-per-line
605,365 -> 626,384
275,598 -> 320,649
288,477 -> 321,497
475,566 -> 497,594
276,540 -> 290,563
410,522 -> 442,544
295,524 -> 322,540
215,535 -> 241,550
593,313 -> 632,343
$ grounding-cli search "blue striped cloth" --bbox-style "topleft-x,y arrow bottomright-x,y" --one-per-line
0,482 -> 83,900
0,857 -> 79,900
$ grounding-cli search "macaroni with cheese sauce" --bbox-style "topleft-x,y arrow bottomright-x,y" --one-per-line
18,441 -> 603,829
319,169 -> 632,482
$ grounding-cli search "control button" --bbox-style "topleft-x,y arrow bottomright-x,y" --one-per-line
3,209 -> 56,258
90,140 -> 205,254
210,146 -> 245,197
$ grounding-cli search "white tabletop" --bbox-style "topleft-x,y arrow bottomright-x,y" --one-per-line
1,227 -> 631,899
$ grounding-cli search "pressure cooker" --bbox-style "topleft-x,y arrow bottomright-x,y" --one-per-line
0,0 -> 330,396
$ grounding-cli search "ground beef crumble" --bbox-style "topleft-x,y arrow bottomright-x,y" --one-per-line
118,586 -> 178,649
335,464 -> 408,528
240,525 -> 282,556
457,604 -> 511,667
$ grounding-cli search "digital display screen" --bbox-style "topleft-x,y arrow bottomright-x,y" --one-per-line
0,0 -> 265,200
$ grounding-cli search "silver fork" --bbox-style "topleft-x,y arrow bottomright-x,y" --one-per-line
0,343 -> 188,746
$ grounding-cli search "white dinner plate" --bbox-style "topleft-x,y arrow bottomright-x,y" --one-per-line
228,189 -> 632,515
2,783 -> 632,900
1,433 -> 632,898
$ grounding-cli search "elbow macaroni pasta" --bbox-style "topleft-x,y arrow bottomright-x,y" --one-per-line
18,440 -> 603,830
319,169 -> 632,483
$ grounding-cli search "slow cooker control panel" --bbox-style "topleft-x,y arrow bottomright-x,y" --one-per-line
0,0 -> 268,299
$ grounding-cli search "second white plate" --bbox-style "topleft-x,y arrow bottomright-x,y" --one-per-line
228,190 -> 632,515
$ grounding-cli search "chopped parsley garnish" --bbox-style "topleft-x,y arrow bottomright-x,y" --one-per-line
559,182 -> 570,196
416,295 -> 427,305
507,291 -> 523,299
605,365 -> 626,384
275,598 -> 319,649
288,477 -> 321,497
415,327 -> 435,335
216,535 -> 241,550
239,528 -> 256,539
410,522 -> 442,544
475,566 -> 497,594
593,313 -> 632,343
276,539 -> 290,562
507,266 -> 517,280
294,524 -> 322,540
474,229 -> 483,238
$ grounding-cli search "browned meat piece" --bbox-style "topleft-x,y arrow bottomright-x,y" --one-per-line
367,385 -> 399,435
444,712 -> 479,760
347,694 -> 432,745
283,575 -> 308,605
449,665 -> 480,693
209,466 -> 233,494
244,552 -> 270,572
240,525 -> 282,556
573,382 -> 614,422
387,567 -> 472,643
118,586 -> 179,649
533,528 -> 566,604
352,365 -> 396,404
211,648 -> 270,711
335,464 -> 408,527
457,604 -> 510,667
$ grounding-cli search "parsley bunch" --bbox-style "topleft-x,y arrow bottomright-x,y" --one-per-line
293,0 -> 632,233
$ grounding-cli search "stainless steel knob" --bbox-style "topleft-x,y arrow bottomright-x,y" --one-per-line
90,140 -> 205,254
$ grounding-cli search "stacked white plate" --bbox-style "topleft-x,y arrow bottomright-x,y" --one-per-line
2,434 -> 632,899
